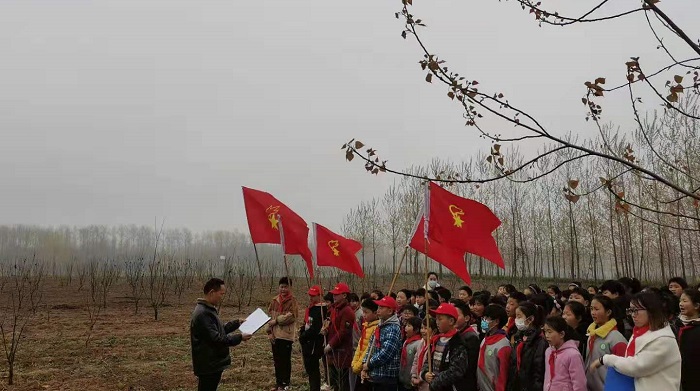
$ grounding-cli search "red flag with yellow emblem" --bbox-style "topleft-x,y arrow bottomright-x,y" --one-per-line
427,182 -> 505,269
241,186 -> 314,278
314,223 -> 364,278
409,216 -> 471,284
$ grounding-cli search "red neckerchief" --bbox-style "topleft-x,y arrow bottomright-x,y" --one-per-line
358,321 -> 374,351
548,346 -> 559,381
373,324 -> 382,348
430,329 -> 458,356
626,325 -> 650,357
416,338 -> 429,372
304,302 -> 324,325
401,334 -> 422,366
587,324 -> 618,354
505,317 -> 515,332
274,293 -> 292,312
459,324 -> 478,337
478,330 -> 507,372
330,300 -> 347,335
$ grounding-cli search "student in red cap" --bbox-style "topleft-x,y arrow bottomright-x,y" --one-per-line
322,282 -> 356,391
420,303 -> 470,391
361,296 -> 402,391
299,285 -> 328,391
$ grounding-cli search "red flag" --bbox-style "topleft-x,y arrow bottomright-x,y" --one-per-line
410,217 -> 471,285
427,182 -> 504,269
241,186 -> 314,278
314,223 -> 364,278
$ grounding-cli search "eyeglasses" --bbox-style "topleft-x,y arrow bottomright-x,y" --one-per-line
626,307 -> 647,316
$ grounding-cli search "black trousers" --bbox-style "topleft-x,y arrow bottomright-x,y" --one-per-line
272,339 -> 293,388
303,353 -> 322,391
329,364 -> 350,391
197,372 -> 222,391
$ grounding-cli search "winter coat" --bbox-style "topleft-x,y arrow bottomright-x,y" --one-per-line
399,336 -> 423,389
326,299 -> 356,368
544,339 -> 587,391
508,328 -> 547,391
411,339 -> 430,391
574,322 -> 589,361
584,320 -> 627,391
477,331 -> 512,391
420,333 -> 471,391
364,314 -> 402,384
603,325 -> 681,391
351,319 -> 379,374
299,303 -> 328,358
267,294 -> 299,341
677,319 -> 700,391
459,325 -> 480,391
190,299 -> 242,376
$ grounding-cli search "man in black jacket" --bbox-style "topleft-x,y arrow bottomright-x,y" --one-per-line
299,285 -> 328,391
190,278 -> 252,391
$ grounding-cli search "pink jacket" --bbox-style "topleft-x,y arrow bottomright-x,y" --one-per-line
544,340 -> 587,391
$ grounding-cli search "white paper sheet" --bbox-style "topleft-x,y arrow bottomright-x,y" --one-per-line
238,308 -> 271,335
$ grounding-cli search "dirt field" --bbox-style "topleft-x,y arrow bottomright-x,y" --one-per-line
0,279 -> 312,391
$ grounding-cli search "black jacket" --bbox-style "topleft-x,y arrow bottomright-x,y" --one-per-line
298,304 -> 328,358
459,327 -> 480,391
508,328 -> 546,391
677,318 -> 700,391
190,300 -> 242,376
421,334 -> 471,391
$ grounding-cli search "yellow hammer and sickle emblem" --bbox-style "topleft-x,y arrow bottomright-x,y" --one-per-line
328,240 -> 340,256
265,205 -> 280,229
449,205 -> 465,228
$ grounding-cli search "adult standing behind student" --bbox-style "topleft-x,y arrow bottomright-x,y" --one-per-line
323,283 -> 356,391
590,291 -> 681,391
190,278 -> 252,391
299,285 -> 328,391
267,277 -> 299,391
361,296 -> 402,391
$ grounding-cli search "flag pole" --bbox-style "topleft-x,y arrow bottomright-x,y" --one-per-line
422,181 -> 433,375
277,214 -> 291,281
312,223 -> 322,286
252,242 -> 264,285
387,245 -> 409,294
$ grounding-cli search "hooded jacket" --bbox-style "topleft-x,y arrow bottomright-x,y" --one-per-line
363,314 -> 402,384
544,339 -> 587,391
351,319 -> 379,374
190,300 -> 242,376
603,325 -> 681,391
267,293 -> 299,341
326,299 -> 357,368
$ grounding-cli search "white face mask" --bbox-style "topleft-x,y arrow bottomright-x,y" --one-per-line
515,318 -> 528,331
428,280 -> 438,289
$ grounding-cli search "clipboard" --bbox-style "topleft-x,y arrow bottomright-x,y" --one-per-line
238,308 -> 272,335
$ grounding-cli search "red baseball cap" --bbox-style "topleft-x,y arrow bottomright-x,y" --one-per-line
374,296 -> 398,311
308,285 -> 323,296
430,303 -> 459,320
329,282 -> 351,295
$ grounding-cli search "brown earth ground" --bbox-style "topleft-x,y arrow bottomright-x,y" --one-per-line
0,275 -> 567,391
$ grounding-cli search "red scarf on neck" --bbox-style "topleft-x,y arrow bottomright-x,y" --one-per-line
430,329 -> 458,354
374,325 -> 382,348
548,346 -> 561,381
478,330 -> 507,372
626,325 -> 650,357
416,339 -> 429,372
401,334 -> 422,366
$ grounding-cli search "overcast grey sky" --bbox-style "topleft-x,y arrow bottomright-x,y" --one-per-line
1,0 -> 697,233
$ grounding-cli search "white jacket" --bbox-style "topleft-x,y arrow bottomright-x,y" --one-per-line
603,325 -> 681,391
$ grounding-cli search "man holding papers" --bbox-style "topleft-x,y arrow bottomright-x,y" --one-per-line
190,278 -> 252,391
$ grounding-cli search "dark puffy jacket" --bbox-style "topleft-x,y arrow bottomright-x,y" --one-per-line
677,319 -> 700,391
459,326 -> 480,391
508,328 -> 546,391
299,304 -> 328,358
190,300 -> 242,376
421,334 -> 470,391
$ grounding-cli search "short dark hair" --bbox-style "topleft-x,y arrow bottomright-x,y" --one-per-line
450,299 -> 473,320
428,299 -> 440,310
203,278 -> 225,294
427,290 -> 440,302
564,301 -> 587,321
422,317 -> 438,333
371,289 -> 384,299
503,284 -> 517,295
435,287 -> 452,301
587,285 -> 598,294
360,292 -> 371,301
348,293 -> 360,303
600,280 -> 626,296
544,315 -> 579,342
406,316 -> 423,331
415,288 -> 427,297
591,294 -> 617,320
389,292 -> 397,299
458,285 -> 473,296
669,277 -> 689,289
400,304 -> 419,316
399,289 -> 414,300
324,292 -> 334,303
484,304 -> 508,328
631,292 -> 667,331
547,285 -> 562,296
570,287 -> 591,303
469,292 -> 490,306
660,290 -> 680,318
509,292 -> 527,303
279,277 -> 292,286
428,272 -> 438,279
361,298 -> 378,312
683,288 -> 700,307
489,295 -> 507,307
